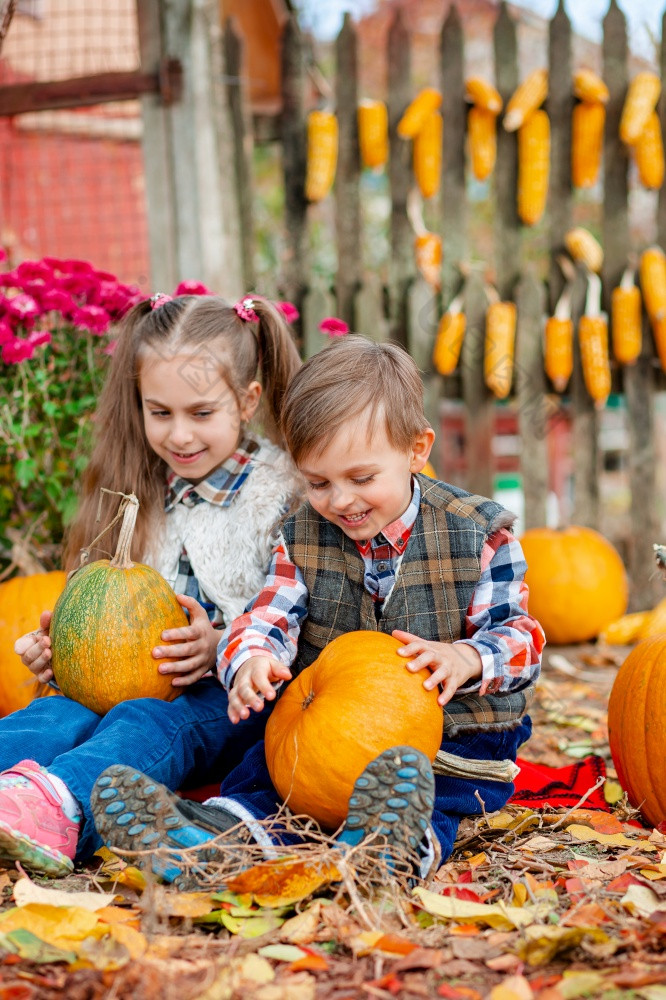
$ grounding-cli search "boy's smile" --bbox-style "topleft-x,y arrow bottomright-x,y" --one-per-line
299,410 -> 434,541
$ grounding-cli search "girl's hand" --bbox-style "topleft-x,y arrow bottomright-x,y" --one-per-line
153,594 -> 220,688
14,610 -> 54,683
393,628 -> 483,707
228,655 -> 292,724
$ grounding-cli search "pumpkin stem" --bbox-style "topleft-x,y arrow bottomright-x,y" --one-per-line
109,494 -> 140,570
302,691 -> 315,710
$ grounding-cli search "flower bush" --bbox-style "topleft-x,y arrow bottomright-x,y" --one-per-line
0,253 -> 141,571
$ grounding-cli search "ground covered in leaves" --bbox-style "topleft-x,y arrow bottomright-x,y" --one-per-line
2,644 -> 666,1000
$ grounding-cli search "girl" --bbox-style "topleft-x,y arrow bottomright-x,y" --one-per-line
0,292 -> 303,879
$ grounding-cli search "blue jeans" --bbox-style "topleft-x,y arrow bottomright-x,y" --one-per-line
0,678 -> 272,859
212,717 -> 533,861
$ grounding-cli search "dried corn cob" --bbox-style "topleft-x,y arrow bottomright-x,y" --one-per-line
517,109 -> 550,225
579,272 -> 611,409
573,68 -> 609,104
414,231 -> 442,288
503,68 -> 548,132
468,106 -> 497,181
413,110 -> 442,199
571,101 -> 605,188
433,291 -> 466,375
545,273 -> 574,391
599,610 -> 651,646
465,77 -> 503,114
639,245 -> 666,319
565,227 -> 603,273
633,111 -> 665,189
650,313 -> 666,371
484,297 -> 517,399
358,99 -> 389,169
619,71 -> 661,146
305,110 -> 338,202
397,88 -> 442,139
611,268 -> 642,365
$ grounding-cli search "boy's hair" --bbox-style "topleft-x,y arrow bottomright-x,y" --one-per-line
63,294 -> 300,570
281,335 -> 431,464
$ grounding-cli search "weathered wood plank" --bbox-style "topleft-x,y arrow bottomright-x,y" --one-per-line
280,13 -> 308,315
440,4 -> 466,306
301,285 -> 336,359
547,0 -> 572,309
658,9 -> 666,247
335,13 -> 361,327
354,275 -> 388,342
570,267 -> 599,527
224,17 -> 255,290
493,1 -> 520,300
515,272 -> 548,528
461,272 -> 493,498
0,66 -> 182,116
387,9 -> 413,350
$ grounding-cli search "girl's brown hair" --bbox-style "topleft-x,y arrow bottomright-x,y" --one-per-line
281,335 -> 430,465
63,295 -> 300,570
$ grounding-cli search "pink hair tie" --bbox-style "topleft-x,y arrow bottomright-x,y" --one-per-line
233,296 -> 259,323
150,292 -> 173,310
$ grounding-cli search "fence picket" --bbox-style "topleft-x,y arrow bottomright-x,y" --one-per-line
493,2 -> 520,300
387,9 -> 413,350
547,0 -> 572,309
516,272 -> 548,528
462,272 -> 493,498
224,17 -> 255,291
440,4 -> 466,306
280,13 -> 308,314
335,13 -> 361,328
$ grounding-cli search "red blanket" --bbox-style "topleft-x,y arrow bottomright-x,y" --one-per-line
510,755 -> 609,811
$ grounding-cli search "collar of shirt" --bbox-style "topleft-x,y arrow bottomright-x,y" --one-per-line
165,433 -> 261,511
354,476 -> 421,557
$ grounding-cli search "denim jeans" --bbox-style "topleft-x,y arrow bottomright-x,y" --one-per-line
0,677 -> 273,859
209,717 -> 533,862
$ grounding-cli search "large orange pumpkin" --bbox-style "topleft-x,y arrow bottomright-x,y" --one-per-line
520,526 -> 628,645
0,571 -> 67,717
608,636 -> 666,828
51,495 -> 188,715
264,631 -> 444,830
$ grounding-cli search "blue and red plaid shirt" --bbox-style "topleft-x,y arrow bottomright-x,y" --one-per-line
218,477 -> 544,692
165,434 -> 261,627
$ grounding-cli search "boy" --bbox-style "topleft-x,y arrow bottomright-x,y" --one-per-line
92,336 -> 544,881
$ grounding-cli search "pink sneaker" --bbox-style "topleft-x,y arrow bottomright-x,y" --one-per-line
0,761 -> 78,877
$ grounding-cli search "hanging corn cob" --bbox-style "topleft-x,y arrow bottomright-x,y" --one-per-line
407,189 -> 441,288
433,291 -> 466,376
565,227 -> 603,273
611,267 -> 642,365
517,109 -> 550,225
503,68 -> 548,132
357,99 -> 389,169
633,111 -> 665,189
573,68 -> 609,105
305,110 -> 338,202
468,107 -> 497,182
465,77 -> 503,115
651,314 -> 666,371
638,245 -> 666,320
571,101 -> 605,188
579,272 -> 611,409
619,71 -> 661,146
544,263 -> 574,391
413,110 -> 443,199
397,88 -> 442,139
484,294 -> 517,399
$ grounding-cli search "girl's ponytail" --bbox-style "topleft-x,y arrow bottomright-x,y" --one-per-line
251,298 -> 301,444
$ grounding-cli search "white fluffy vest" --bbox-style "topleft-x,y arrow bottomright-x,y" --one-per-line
148,440 -> 302,625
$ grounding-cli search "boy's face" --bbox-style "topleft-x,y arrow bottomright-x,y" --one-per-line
298,410 -> 434,541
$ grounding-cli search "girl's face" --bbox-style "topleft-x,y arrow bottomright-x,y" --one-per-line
140,350 -> 260,483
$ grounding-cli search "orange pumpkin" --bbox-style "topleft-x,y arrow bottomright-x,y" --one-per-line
264,631 -> 444,830
520,526 -> 628,645
608,636 -> 666,827
51,495 -> 188,715
0,571 -> 66,717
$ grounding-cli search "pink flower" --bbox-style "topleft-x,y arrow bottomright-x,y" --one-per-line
8,293 -> 40,324
97,280 -> 140,317
0,270 -> 18,289
72,304 -> 111,334
16,260 -> 52,283
0,247 -> 6,263
276,300 -> 300,324
0,320 -> 13,345
40,288 -> 75,315
103,339 -> 117,356
2,336 -> 35,364
28,329 -> 52,347
174,280 -> 212,296
319,316 -> 350,337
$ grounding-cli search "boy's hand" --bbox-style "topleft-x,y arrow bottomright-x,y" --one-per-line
154,594 -> 219,688
228,655 -> 292,724
393,629 -> 483,707
14,610 -> 54,682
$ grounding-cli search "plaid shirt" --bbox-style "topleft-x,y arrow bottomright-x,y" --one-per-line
165,434 -> 261,627
219,478 -> 544,692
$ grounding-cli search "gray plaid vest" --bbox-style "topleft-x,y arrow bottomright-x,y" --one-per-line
282,474 -> 533,734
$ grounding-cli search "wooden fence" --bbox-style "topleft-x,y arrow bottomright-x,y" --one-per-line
143,0 -> 666,608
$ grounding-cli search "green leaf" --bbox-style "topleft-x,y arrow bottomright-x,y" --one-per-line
0,928 -> 77,964
14,457 -> 37,487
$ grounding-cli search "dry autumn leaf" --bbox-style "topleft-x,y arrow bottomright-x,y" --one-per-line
225,857 -> 340,907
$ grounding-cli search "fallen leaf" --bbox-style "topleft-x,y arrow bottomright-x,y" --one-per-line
515,925 -> 609,966
557,971 -> 606,998
279,904 -> 322,944
413,887 -> 549,930
13,876 -> 118,912
0,928 -> 76,965
621,884 -> 662,917
258,944 -> 307,962
488,974 -> 533,1000
225,857 -> 340,907
288,950 -> 329,972
566,824 -> 657,850
604,780 -> 624,804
